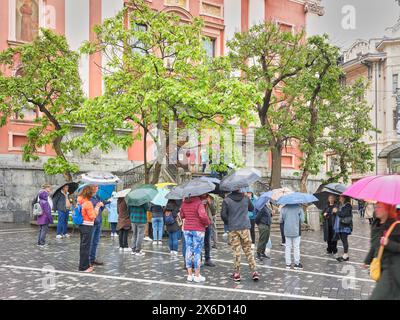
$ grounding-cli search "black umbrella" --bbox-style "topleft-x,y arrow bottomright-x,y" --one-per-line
219,168 -> 262,192
166,180 -> 216,199
323,183 -> 348,194
313,189 -> 341,210
197,176 -> 225,195
51,182 -> 79,198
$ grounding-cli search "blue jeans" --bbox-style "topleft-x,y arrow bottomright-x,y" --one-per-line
184,230 -> 205,270
204,225 -> 211,261
168,230 -> 180,251
224,224 -> 228,233
152,217 -> 164,241
56,210 -> 69,235
110,222 -> 117,234
89,223 -> 102,263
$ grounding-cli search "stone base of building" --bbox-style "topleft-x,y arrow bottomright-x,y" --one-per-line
0,154 -> 141,223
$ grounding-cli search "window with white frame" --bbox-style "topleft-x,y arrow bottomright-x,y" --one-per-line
203,37 -> 216,58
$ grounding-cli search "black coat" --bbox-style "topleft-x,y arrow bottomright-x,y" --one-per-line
255,206 -> 272,226
365,218 -> 400,300
52,192 -> 69,212
321,204 -> 338,242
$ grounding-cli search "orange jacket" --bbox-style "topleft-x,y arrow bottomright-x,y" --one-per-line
78,196 -> 97,225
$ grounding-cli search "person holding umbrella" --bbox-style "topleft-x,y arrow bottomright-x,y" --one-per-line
53,184 -> 71,239
277,192 -> 316,269
126,185 -> 158,256
321,194 -> 339,256
363,202 -> 400,300
114,189 -> 131,252
180,194 -> 210,283
221,189 -> 260,282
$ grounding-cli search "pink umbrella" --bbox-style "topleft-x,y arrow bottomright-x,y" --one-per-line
343,175 -> 400,205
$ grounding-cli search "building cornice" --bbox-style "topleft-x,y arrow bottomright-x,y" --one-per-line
342,53 -> 387,71
376,37 -> 400,50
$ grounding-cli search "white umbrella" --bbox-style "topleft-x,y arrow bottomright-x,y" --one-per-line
114,188 -> 131,198
80,171 -> 120,185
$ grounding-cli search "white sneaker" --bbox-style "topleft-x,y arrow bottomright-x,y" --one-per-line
119,247 -> 123,252
251,244 -> 255,249
131,250 -> 136,255
222,233 -> 228,238
115,233 -> 119,237
136,251 -> 145,256
144,237 -> 152,241
158,241 -> 162,245
124,248 -> 131,253
153,240 -> 158,244
186,275 -> 194,282
56,235 -> 63,239
64,234 -> 70,238
193,275 -> 206,283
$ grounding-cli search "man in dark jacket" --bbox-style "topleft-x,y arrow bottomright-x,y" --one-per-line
255,203 -> 272,261
221,190 -> 259,282
53,184 -> 71,239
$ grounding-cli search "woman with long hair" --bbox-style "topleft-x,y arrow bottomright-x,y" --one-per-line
77,185 -> 103,273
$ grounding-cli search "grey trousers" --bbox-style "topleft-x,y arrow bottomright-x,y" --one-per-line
131,223 -> 146,252
38,224 -> 49,245
211,218 -> 218,246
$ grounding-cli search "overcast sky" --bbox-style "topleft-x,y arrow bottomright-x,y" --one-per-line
311,0 -> 400,50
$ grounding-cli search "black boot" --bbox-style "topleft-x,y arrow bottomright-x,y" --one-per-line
256,252 -> 263,261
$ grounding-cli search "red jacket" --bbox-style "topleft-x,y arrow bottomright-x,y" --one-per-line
180,197 -> 210,232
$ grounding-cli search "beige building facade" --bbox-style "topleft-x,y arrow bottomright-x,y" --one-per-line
342,20 -> 400,179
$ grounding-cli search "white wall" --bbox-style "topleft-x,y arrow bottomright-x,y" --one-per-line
248,0 -> 265,27
224,0 -> 241,54
65,0 -> 90,96
101,0 -> 124,93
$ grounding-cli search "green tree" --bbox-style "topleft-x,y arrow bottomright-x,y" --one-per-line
287,35 -> 343,192
227,22 -> 314,188
0,29 -> 84,181
73,0 -> 257,184
323,79 -> 376,183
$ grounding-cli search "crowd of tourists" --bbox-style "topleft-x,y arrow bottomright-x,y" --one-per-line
32,176 -> 400,299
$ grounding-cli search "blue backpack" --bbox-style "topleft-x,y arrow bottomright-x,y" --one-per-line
164,213 -> 175,226
72,204 -> 83,225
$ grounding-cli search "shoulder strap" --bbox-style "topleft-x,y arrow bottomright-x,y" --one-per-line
377,221 -> 400,260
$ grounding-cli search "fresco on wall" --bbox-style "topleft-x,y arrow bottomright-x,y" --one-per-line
16,0 -> 39,42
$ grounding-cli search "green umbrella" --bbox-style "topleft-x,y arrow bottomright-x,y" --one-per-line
125,184 -> 158,207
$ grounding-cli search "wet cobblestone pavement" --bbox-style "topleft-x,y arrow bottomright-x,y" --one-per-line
0,214 -> 375,300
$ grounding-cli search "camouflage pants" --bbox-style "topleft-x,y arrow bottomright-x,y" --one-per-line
229,229 -> 256,272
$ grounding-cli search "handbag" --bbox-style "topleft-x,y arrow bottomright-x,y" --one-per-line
340,216 -> 352,226
175,212 -> 183,227
370,221 -> 400,281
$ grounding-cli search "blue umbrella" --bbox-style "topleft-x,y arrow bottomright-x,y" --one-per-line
254,191 -> 272,210
276,192 -> 318,205
96,184 -> 116,201
151,188 -> 170,206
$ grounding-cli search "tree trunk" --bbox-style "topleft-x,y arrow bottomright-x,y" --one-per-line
151,161 -> 162,185
53,136 -> 72,182
143,127 -> 149,184
300,170 -> 309,193
270,143 -> 282,189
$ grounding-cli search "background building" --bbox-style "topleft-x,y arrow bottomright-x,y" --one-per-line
342,16 -> 400,181
0,0 -> 324,222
